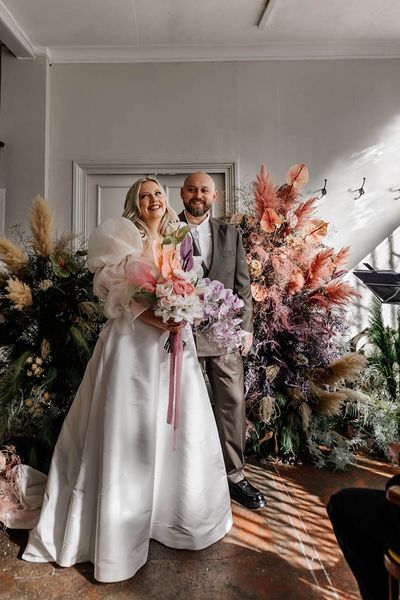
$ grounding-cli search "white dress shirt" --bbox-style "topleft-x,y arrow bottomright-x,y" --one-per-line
184,211 -> 213,269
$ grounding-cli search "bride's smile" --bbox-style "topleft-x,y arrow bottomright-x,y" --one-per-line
138,181 -> 166,222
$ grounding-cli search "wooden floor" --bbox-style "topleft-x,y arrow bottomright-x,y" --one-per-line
0,454 -> 395,599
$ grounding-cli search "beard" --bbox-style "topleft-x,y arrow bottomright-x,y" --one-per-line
184,199 -> 212,217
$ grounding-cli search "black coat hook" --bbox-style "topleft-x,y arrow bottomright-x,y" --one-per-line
349,178 -> 366,200
313,179 -> 327,199
389,187 -> 400,200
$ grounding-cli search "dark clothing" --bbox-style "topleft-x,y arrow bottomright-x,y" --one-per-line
327,474 -> 400,600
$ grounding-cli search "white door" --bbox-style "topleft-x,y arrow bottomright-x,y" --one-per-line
86,173 -> 226,237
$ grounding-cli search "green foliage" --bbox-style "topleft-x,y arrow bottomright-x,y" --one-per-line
368,299 -> 397,400
0,227 -> 104,469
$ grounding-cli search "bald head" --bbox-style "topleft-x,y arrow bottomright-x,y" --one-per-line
183,171 -> 216,191
181,172 -> 218,223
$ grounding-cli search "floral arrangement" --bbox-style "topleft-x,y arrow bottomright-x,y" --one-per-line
124,225 -> 246,447
230,164 -> 368,468
0,197 -> 104,470
125,226 -> 245,353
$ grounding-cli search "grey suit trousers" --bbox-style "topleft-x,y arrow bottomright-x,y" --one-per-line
199,352 -> 246,484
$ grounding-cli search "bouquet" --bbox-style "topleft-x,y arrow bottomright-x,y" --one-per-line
197,279 -> 246,354
124,225 -> 245,446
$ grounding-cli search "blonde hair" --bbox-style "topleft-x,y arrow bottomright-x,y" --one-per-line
123,177 -> 179,246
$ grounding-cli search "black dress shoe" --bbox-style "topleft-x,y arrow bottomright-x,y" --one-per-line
228,478 -> 266,510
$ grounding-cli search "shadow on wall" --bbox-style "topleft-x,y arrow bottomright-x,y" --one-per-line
310,112 -> 400,270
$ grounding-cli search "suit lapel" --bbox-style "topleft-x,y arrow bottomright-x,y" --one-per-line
208,218 -> 225,278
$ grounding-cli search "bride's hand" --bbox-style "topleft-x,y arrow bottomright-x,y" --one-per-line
138,308 -> 185,332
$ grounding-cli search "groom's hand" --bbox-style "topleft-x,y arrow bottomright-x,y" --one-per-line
241,332 -> 253,356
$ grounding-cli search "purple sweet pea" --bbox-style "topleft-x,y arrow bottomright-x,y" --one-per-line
194,278 -> 245,353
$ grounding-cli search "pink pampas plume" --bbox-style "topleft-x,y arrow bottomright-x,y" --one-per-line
332,246 -> 350,270
254,165 -> 279,220
304,248 -> 334,290
309,281 -> 360,307
294,197 -> 317,227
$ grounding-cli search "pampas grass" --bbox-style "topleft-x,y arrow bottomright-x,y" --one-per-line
5,278 -> 32,309
0,237 -> 27,272
29,195 -> 54,257
315,353 -> 367,386
309,381 -> 347,415
254,164 -> 280,218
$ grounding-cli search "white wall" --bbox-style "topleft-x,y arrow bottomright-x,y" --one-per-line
0,51 -> 50,231
2,57 -> 400,272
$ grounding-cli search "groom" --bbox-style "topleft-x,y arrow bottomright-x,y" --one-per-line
179,172 -> 266,510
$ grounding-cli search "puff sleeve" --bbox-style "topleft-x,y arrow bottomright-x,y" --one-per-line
87,217 -> 150,320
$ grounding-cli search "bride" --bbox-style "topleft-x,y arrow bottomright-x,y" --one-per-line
14,177 -> 232,582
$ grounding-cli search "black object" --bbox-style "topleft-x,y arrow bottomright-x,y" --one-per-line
354,269 -> 400,304
350,178 -> 366,200
228,478 -> 266,510
327,481 -> 400,600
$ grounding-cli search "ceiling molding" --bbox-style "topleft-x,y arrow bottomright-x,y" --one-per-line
0,0 -> 34,58
34,46 -> 53,64
46,42 -> 400,64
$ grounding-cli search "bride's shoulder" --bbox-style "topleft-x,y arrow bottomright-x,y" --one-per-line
90,217 -> 142,242
87,217 -> 143,271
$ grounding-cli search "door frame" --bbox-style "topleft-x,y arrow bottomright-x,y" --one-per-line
72,161 -> 238,237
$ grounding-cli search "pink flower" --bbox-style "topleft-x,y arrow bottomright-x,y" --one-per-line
251,283 -> 268,302
153,242 -> 181,279
172,279 -> 196,296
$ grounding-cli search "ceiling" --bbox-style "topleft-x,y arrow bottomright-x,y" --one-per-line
1,0 -> 400,63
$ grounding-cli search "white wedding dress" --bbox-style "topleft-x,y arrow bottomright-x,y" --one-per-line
4,217 -> 232,583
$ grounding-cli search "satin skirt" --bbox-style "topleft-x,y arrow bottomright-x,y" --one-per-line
19,318 -> 232,582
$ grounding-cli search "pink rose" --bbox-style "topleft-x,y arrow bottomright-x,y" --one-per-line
172,279 -> 196,296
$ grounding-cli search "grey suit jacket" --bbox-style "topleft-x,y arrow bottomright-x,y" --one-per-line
178,211 -> 253,356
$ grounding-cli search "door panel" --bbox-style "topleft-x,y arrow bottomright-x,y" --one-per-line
86,173 -> 226,236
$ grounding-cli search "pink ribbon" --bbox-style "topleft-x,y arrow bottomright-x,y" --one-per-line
166,330 -> 184,450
